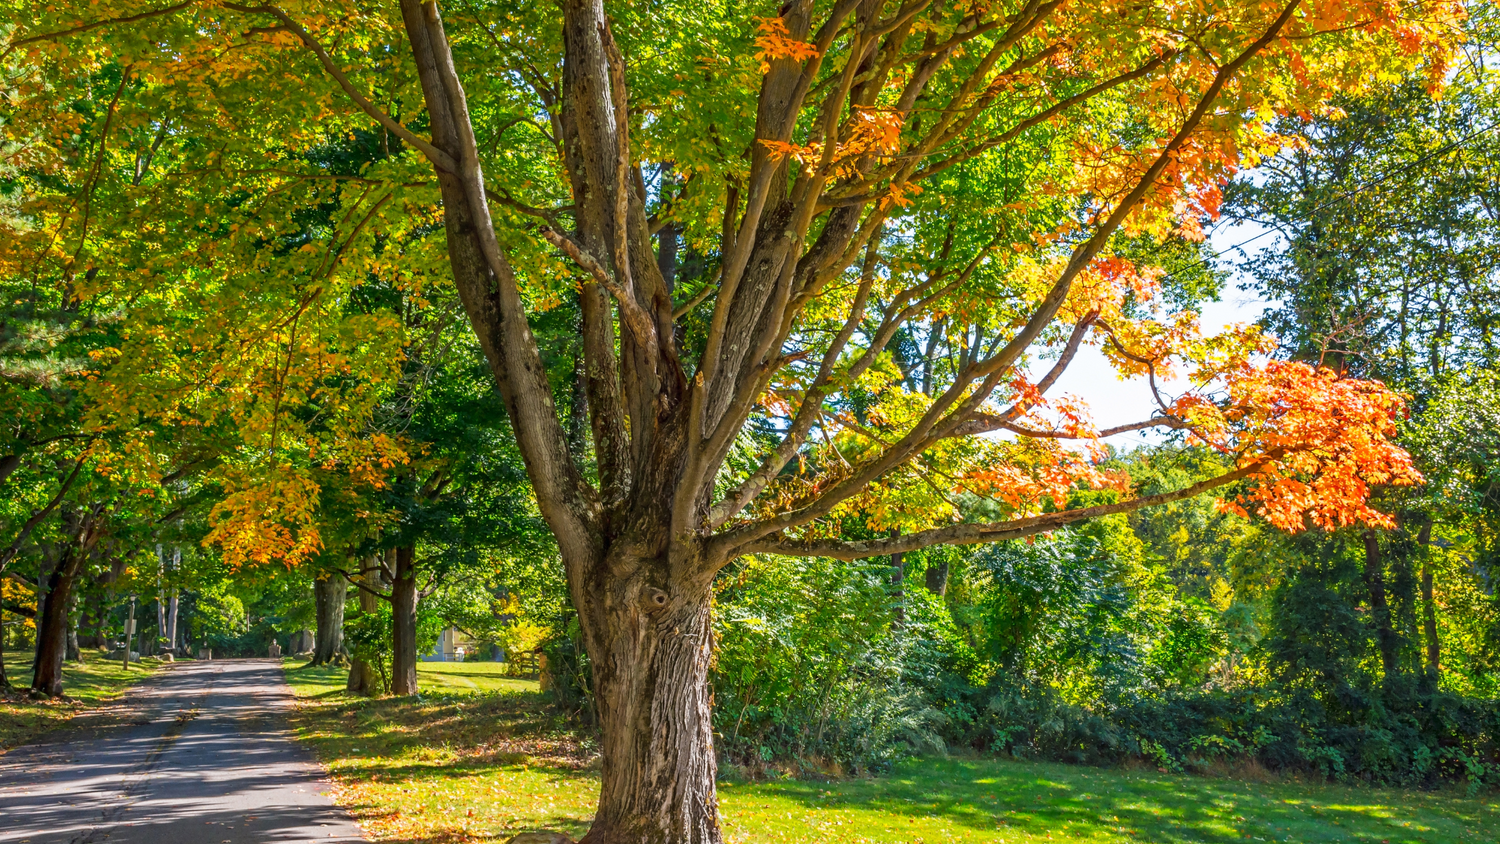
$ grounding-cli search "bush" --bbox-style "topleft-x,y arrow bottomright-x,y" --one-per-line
345,605 -> 393,695
712,555 -> 947,774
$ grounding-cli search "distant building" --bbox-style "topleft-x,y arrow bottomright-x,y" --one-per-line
424,626 -> 472,662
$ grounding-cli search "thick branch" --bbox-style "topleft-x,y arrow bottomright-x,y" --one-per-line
741,460 -> 1264,560
541,227 -> 659,352
0,456 -> 87,571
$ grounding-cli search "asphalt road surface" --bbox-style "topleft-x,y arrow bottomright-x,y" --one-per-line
0,659 -> 365,844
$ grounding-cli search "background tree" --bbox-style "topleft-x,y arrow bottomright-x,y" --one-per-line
1229,14 -> 1500,681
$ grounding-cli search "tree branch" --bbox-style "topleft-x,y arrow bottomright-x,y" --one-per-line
741,459 -> 1266,560
704,1 -> 1303,561
540,227 -> 659,353
1,1 -> 195,58
224,3 -> 458,173
0,456 -> 87,571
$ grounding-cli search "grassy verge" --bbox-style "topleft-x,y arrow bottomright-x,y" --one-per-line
282,661 -> 1497,844
1,649 -> 162,751
409,660 -> 541,696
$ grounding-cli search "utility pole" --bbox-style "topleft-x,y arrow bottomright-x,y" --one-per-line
123,596 -> 136,671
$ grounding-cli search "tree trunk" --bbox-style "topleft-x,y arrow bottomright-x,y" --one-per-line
391,546 -> 419,696
1417,521 -> 1440,674
32,545 -> 85,696
0,594 -> 10,691
1362,530 -> 1397,679
581,575 -> 720,844
167,590 -> 179,654
890,551 -> 906,628
347,556 -> 382,695
65,595 -> 81,662
312,573 -> 347,666
34,555 -> 50,665
156,592 -> 167,655
924,559 -> 949,596
79,587 -> 104,649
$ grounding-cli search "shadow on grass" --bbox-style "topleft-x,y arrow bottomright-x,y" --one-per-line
743,756 -> 1488,844
284,658 -> 1494,844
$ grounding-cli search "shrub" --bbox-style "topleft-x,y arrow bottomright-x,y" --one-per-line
712,555 -> 947,773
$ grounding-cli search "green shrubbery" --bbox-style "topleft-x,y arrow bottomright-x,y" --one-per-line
694,510 -> 1500,789
344,603 -> 444,695
711,555 -> 946,774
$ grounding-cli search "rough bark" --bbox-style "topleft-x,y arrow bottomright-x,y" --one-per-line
312,573 -> 347,666
391,545 -> 419,696
347,556 -> 383,695
584,571 -> 719,844
1363,529 -> 1398,679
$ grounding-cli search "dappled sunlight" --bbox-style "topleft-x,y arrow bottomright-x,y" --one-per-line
1,650 -> 164,750
282,661 -> 1497,843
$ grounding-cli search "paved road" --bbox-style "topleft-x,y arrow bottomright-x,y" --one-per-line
0,660 -> 365,844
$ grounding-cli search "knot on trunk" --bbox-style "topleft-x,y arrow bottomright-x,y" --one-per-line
643,587 -> 670,612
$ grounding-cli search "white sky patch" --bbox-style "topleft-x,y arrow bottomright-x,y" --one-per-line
1038,218 -> 1281,449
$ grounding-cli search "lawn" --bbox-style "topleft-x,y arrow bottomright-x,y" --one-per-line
281,661 -> 1497,844
0,649 -> 162,751
410,660 -> 541,696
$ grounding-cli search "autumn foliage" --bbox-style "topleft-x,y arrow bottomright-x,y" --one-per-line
0,0 -> 1466,837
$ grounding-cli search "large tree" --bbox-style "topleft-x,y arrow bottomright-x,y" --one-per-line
2,1 -> 1455,840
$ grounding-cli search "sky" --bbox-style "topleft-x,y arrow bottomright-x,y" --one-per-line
1043,219 -> 1280,449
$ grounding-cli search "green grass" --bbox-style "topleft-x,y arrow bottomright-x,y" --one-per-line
410,660 -> 541,696
1,649 -> 161,751
281,662 -> 1497,844
281,656 -> 540,697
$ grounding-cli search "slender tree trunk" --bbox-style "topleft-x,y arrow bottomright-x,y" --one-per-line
347,557 -> 382,695
1363,529 -> 1397,679
34,556 -> 50,666
167,590 -> 179,654
1417,521 -> 1440,674
391,546 -> 419,696
79,587 -> 102,649
0,592 -> 10,691
156,594 -> 167,656
890,550 -> 906,628
924,560 -> 949,596
582,574 -> 719,844
65,593 -> 81,662
312,573 -> 347,666
32,546 -> 85,696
